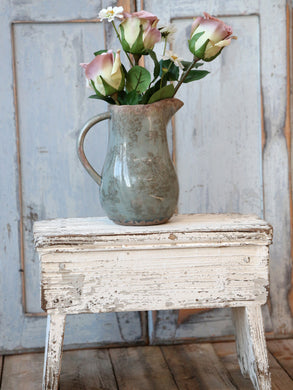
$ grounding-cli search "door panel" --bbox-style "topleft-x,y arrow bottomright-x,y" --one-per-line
0,0 -> 146,353
144,0 -> 293,342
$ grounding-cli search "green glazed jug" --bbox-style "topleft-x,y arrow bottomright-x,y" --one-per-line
77,98 -> 183,226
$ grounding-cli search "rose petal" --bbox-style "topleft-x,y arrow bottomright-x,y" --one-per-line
84,51 -> 113,80
143,25 -> 161,49
215,38 -> 231,47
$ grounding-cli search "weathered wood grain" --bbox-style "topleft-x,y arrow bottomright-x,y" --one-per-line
60,349 -> 118,390
109,346 -> 178,390
160,344 -> 205,389
0,0 -> 146,353
268,352 -> 293,390
267,339 -> 293,379
43,314 -> 66,390
163,343 -> 237,389
214,342 -> 255,389
40,246 -> 269,314
232,305 -> 271,389
1,353 -> 44,390
260,0 -> 293,334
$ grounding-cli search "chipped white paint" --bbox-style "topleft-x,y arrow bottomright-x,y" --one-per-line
232,306 -> 271,390
43,314 -> 66,390
34,213 -> 272,390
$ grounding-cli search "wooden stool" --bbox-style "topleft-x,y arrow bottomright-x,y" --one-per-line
34,214 -> 273,390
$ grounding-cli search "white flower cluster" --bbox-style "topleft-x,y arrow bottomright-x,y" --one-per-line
98,6 -> 124,22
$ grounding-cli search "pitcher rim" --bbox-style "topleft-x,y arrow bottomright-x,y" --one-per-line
109,97 -> 184,112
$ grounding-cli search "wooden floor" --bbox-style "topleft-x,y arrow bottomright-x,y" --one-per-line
1,339 -> 293,389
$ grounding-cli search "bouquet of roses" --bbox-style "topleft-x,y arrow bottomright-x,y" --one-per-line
80,6 -> 236,105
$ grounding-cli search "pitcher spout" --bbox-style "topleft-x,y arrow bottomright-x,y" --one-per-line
152,98 -> 184,121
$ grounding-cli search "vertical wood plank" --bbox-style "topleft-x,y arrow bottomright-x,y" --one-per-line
162,343 -> 236,390
109,346 -> 178,390
232,306 -> 271,390
60,349 -> 118,390
260,0 -> 293,334
1,353 -> 44,390
43,314 -> 66,390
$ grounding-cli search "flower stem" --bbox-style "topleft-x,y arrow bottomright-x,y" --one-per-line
160,62 -> 173,89
163,38 -> 167,56
111,21 -> 134,67
111,92 -> 120,105
173,56 -> 199,96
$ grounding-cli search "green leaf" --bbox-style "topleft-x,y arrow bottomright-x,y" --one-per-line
89,95 -> 115,104
181,60 -> 204,71
126,66 -> 151,93
148,50 -> 160,79
148,84 -> 175,104
182,70 -> 210,83
94,49 -> 108,56
126,90 -> 140,105
159,60 -> 179,81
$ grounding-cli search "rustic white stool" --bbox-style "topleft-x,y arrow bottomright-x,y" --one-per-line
34,213 -> 272,390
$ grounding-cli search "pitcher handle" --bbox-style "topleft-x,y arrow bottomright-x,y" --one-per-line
77,112 -> 111,186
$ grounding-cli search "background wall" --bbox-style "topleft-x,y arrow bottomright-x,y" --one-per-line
0,0 -> 292,353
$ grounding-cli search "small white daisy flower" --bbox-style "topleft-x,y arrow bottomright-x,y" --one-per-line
160,24 -> 177,43
162,50 -> 184,69
98,6 -> 124,22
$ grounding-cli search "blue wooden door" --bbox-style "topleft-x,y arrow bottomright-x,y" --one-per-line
0,0 -> 146,353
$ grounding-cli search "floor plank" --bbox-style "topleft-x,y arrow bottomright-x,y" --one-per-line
213,342 -> 255,389
268,352 -> 293,390
1,353 -> 43,390
110,346 -> 178,390
268,339 -> 293,379
162,343 -> 237,390
60,349 -> 118,390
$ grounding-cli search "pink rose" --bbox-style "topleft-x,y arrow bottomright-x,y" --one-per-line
119,10 -> 161,54
189,13 -> 235,61
80,50 -> 124,96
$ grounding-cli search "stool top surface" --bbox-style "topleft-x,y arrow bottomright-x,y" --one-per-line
34,213 -> 272,248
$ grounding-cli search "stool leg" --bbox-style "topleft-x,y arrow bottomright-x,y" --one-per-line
232,305 -> 271,390
43,313 -> 66,390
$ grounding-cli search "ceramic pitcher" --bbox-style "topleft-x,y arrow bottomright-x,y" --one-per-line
77,98 -> 183,225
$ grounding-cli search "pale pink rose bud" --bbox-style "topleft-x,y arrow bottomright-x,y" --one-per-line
80,50 -> 124,96
189,13 -> 236,61
119,10 -> 161,54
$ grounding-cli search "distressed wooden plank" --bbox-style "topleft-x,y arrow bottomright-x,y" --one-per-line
60,349 -> 118,389
144,0 -> 260,23
43,314 -> 66,390
214,342 -> 254,389
40,246 -> 269,314
260,0 -> 293,334
13,21 -> 107,313
268,352 -> 293,389
1,353 -> 44,390
163,343 -> 237,389
232,306 -> 271,389
267,339 -> 293,379
160,345 -> 203,389
34,214 -> 272,239
109,346 -> 178,390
